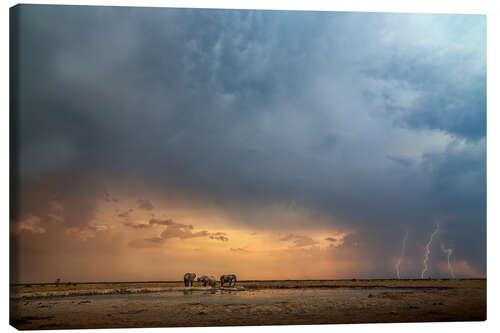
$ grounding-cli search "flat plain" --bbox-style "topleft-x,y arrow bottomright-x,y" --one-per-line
10,279 -> 486,329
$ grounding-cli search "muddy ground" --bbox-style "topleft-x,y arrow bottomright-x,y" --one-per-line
10,279 -> 486,329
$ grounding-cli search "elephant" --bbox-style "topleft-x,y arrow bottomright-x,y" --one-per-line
220,274 -> 237,287
183,272 -> 196,287
197,275 -> 216,288
197,275 -> 208,286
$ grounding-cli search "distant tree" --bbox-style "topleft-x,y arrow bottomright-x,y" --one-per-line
55,278 -> 61,287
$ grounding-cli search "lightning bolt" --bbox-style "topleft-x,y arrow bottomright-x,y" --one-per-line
395,231 -> 409,279
421,223 -> 439,279
441,244 -> 455,279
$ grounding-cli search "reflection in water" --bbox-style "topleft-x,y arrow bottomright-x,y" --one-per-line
27,288 -> 410,306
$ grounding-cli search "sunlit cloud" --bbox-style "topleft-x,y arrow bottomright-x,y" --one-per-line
16,216 -> 46,234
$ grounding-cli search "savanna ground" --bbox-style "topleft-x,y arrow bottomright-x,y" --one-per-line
10,279 -> 486,330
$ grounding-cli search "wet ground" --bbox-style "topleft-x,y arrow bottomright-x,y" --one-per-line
10,280 -> 486,329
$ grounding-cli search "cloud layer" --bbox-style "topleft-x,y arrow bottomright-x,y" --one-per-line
10,5 -> 486,282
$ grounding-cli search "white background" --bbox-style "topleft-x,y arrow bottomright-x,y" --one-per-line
1,1 -> 498,332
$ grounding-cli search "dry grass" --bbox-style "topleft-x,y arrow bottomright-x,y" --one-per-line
10,282 -> 184,294
10,279 -> 485,295
238,279 -> 485,289
10,279 -> 486,329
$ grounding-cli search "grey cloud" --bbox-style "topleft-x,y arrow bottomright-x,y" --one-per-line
122,222 -> 150,229
158,225 -> 229,242
209,232 -> 229,242
104,192 -> 119,203
386,155 -> 413,168
149,218 -> 174,226
118,209 -> 133,219
126,217 -> 229,243
137,199 -> 154,211
11,5 -> 485,277
369,55 -> 486,141
280,234 -> 295,242
160,223 -> 203,239
281,234 -> 318,248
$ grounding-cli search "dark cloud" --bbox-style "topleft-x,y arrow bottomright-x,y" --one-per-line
121,218 -> 176,229
369,54 -> 486,141
122,222 -> 150,229
137,199 -> 154,211
104,192 -> 119,203
149,218 -> 174,226
126,218 -> 229,245
118,209 -> 133,219
325,237 -> 337,242
160,223 -> 202,239
11,5 -> 485,277
209,232 -> 229,242
281,234 -> 319,248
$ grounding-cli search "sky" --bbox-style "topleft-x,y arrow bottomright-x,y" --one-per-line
10,5 -> 486,283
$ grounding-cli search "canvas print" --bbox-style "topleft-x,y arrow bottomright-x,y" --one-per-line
10,4 -> 486,330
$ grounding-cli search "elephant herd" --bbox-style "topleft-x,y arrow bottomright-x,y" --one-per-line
183,273 -> 237,288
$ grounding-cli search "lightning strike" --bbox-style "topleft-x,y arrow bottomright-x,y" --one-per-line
421,223 -> 439,279
441,244 -> 455,279
395,231 -> 409,279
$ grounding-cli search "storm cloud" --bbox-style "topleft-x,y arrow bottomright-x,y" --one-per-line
124,217 -> 230,246
10,5 -> 486,280
281,233 -> 319,248
137,199 -> 154,211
